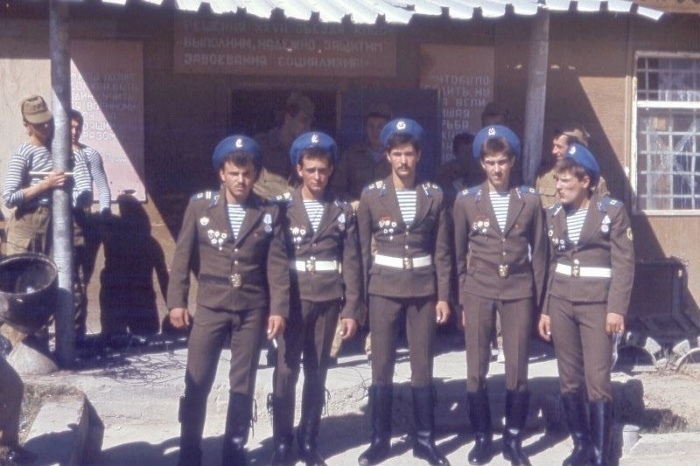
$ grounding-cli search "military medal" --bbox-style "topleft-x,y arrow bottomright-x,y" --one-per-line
200,216 -> 210,226
230,273 -> 242,288
264,213 -> 272,234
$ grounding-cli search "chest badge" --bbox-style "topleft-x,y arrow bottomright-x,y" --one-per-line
200,216 -> 210,226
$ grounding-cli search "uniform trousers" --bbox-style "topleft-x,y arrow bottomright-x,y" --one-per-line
5,205 -> 50,256
184,306 -> 265,406
369,295 -> 436,388
0,356 -> 23,445
274,299 -> 341,400
548,295 -> 612,402
463,294 -> 531,393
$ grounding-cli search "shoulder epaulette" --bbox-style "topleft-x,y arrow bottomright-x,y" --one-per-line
457,186 -> 481,199
421,182 -> 442,196
598,196 -> 623,212
272,191 -> 293,205
518,185 -> 538,196
191,190 -> 216,202
548,202 -> 563,216
363,180 -> 385,193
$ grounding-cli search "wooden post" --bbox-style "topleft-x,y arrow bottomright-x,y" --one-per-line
50,0 -> 76,367
522,9 -> 550,186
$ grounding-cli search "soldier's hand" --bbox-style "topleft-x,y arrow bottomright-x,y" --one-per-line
267,315 -> 285,340
605,312 -> 625,336
459,311 -> 466,331
435,300 -> 450,326
340,318 -> 358,340
44,171 -> 67,189
538,314 -> 552,342
169,308 -> 191,330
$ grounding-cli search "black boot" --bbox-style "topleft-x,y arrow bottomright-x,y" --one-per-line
412,386 -> 450,465
502,390 -> 531,466
561,392 -> 591,466
589,400 -> 613,466
270,396 -> 296,466
466,391 -> 493,465
358,385 -> 393,466
222,392 -> 252,466
297,382 -> 327,466
177,396 -> 205,466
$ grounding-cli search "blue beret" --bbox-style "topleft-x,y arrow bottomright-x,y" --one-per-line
289,131 -> 338,167
381,118 -> 423,149
472,125 -> 521,161
565,143 -> 600,187
212,135 -> 261,171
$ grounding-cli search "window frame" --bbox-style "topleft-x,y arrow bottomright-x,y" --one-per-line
632,50 -> 700,216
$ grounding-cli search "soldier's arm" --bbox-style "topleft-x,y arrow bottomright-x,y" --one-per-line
340,205 -> 363,322
356,191 -> 373,304
606,205 -> 635,320
166,200 -> 197,311
434,191 -> 453,304
267,204 -> 291,322
530,197 -> 548,308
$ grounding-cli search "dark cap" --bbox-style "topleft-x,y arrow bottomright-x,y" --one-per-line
381,118 -> 423,149
473,125 -> 521,161
565,143 -> 600,187
21,95 -> 53,125
212,135 -> 262,171
290,132 -> 338,167
366,102 -> 392,120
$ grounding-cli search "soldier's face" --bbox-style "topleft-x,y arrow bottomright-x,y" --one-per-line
297,155 -> 333,200
219,160 -> 257,204
71,119 -> 83,146
366,116 -> 388,149
26,120 -> 54,145
387,143 -> 420,180
555,169 -> 590,207
286,111 -> 313,139
481,152 -> 514,192
552,135 -> 569,161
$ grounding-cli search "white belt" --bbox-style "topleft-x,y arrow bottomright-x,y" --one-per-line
555,263 -> 612,278
374,254 -> 432,270
291,259 -> 339,273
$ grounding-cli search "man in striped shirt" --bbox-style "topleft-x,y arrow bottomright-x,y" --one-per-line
2,95 -> 65,255
270,132 -> 361,466
453,125 -> 546,466
70,109 -> 112,338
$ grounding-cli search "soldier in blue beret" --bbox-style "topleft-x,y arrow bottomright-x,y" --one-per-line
357,118 -> 452,466
538,143 -> 635,466
269,132 -> 362,466
167,135 -> 290,466
454,125 -> 547,466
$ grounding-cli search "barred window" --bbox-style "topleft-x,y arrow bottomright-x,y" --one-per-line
633,53 -> 700,214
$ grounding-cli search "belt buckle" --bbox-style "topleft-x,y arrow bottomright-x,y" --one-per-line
572,265 -> 580,278
305,258 -> 316,273
403,257 -> 413,270
230,273 -> 242,288
498,264 -> 509,278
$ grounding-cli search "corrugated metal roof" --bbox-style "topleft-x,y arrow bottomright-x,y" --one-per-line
104,0 -> 663,22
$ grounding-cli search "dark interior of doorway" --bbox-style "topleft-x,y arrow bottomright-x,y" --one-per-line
230,90 -> 338,139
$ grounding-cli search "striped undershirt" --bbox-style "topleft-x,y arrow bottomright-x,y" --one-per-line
303,199 -> 324,232
3,142 -> 54,208
75,144 -> 111,212
227,203 -> 246,239
489,191 -> 510,232
566,208 -> 588,245
396,189 -> 417,226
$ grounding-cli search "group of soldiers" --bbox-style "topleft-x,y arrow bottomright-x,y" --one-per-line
167,107 -> 634,466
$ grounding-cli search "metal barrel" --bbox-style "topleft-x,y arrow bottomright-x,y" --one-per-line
0,253 -> 58,334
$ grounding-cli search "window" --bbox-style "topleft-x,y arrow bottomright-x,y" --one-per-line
633,53 -> 700,214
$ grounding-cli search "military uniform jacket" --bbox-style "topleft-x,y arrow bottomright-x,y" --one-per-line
276,188 -> 363,321
332,142 -> 392,201
357,176 -> 452,301
167,187 -> 290,317
544,193 -> 635,316
453,182 -> 547,305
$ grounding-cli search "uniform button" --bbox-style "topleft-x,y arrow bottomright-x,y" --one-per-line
502,251 -> 507,256
574,258 -> 580,264
234,248 -> 239,253
234,260 -> 239,265
502,238 -> 506,243
312,243 -> 317,247
405,245 -> 409,250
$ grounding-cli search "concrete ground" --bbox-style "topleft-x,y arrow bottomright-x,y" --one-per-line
20,330 -> 700,466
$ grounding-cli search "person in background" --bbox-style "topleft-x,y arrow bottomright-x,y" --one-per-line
167,135 -> 289,466
453,125 -> 546,466
538,144 -> 634,466
357,118 -> 452,466
70,109 -> 112,340
536,123 -> 609,209
434,132 -> 484,204
254,93 -> 316,200
270,132 -> 361,466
